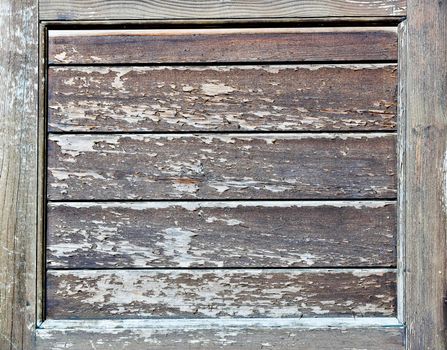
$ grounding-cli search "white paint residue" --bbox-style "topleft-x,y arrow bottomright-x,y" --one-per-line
111,70 -> 128,91
50,169 -> 105,180
52,268 -> 393,318
156,228 -> 202,267
201,83 -> 235,96
205,217 -> 244,226
54,51 -> 67,62
209,184 -> 230,194
172,182 -> 199,195
50,200 -> 394,211
50,134 -> 120,157
264,185 -> 292,193
298,253 -> 317,266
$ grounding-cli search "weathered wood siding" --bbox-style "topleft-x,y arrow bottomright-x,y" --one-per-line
48,64 -> 397,132
36,322 -> 405,350
0,1 -> 38,349
46,269 -> 396,319
405,0 -> 447,346
40,0 -> 406,21
45,26 -> 399,324
47,133 -> 396,200
48,28 -> 398,65
47,201 -> 396,268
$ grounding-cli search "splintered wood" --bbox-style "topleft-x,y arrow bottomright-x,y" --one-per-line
46,27 -> 398,320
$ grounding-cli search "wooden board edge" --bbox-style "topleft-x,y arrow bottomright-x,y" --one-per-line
405,0 -> 447,349
39,0 -> 406,21
37,21 -> 48,329
40,18 -> 406,29
396,19 -> 407,325
36,319 -> 405,350
0,1 -> 39,349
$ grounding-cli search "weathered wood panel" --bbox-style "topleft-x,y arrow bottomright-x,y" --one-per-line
48,64 -> 397,132
46,269 -> 396,319
47,133 -> 397,200
405,0 -> 447,347
40,0 -> 406,21
47,201 -> 397,268
0,1 -> 38,349
48,27 -> 398,65
36,321 -> 405,350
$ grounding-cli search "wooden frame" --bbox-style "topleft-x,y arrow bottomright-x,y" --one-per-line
0,1 -> 445,349
404,1 -> 447,349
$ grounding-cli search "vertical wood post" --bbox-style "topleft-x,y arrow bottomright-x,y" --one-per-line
0,0 -> 38,349
405,0 -> 447,348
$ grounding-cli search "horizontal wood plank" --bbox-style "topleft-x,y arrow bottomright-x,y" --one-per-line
46,269 -> 396,319
48,27 -> 398,64
47,201 -> 396,268
48,64 -> 397,132
36,322 -> 405,349
47,133 -> 397,200
40,0 -> 406,21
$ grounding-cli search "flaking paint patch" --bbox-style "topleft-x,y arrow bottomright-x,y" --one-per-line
47,269 -> 396,318
156,227 -> 203,267
200,83 -> 235,96
205,217 -> 244,226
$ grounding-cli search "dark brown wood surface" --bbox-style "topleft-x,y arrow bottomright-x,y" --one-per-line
0,1 -> 38,349
48,27 -> 398,65
48,64 -> 397,132
36,324 -> 405,350
41,16 -> 404,348
40,0 -> 406,21
46,269 -> 396,319
46,201 -> 396,268
47,133 -> 397,200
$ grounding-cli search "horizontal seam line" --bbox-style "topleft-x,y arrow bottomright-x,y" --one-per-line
48,60 -> 398,67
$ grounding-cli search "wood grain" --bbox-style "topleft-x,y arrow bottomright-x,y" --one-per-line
396,21 -> 407,322
36,323 -> 405,350
0,1 -> 38,349
46,269 -> 396,319
405,0 -> 447,347
48,64 -> 397,132
47,133 -> 397,200
40,0 -> 406,21
47,27 -> 398,65
46,201 -> 397,268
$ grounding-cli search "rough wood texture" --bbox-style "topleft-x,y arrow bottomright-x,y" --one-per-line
405,0 -> 447,347
36,324 -> 405,350
46,201 -> 397,269
396,21 -> 407,323
47,133 -> 397,200
40,0 -> 406,21
47,28 -> 398,65
0,1 -> 38,349
48,64 -> 397,132
46,269 -> 396,319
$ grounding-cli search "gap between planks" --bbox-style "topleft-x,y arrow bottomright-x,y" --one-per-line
40,18 -> 405,29
47,59 -> 399,67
